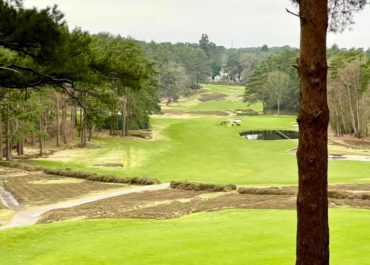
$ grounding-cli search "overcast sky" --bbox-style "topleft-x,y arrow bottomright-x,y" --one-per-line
24,0 -> 370,49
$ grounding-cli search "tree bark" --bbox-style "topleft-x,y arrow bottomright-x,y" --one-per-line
39,114 -> 44,157
55,93 -> 61,147
122,88 -> 129,137
124,102 -> 129,136
121,98 -> 126,137
88,125 -> 94,141
342,76 -> 358,136
62,101 -> 68,144
355,97 -> 361,138
16,141 -> 24,156
80,108 -> 87,147
79,107 -> 83,137
296,1 -> 330,265
71,105 -> 77,128
20,141 -> 24,155
0,119 -> 3,160
5,115 -> 11,161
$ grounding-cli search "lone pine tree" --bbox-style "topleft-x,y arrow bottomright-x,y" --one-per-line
293,1 -> 368,265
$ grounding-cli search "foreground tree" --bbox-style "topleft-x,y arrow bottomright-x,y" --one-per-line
293,1 -> 368,264
295,2 -> 330,264
0,0 -> 72,89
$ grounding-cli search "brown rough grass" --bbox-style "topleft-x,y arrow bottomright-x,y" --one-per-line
43,168 -> 160,185
171,181 -> 236,192
39,189 -> 370,224
39,189 -> 206,223
198,93 -> 227,102
2,173 -> 125,206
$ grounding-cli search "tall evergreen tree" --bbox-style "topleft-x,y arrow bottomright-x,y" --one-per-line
292,1 -> 368,264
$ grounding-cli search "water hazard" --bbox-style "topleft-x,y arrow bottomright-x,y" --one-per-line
240,130 -> 299,140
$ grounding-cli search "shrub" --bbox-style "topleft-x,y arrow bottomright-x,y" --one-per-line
43,168 -> 160,185
0,161 -> 41,171
170,181 -> 236,192
238,187 -> 296,196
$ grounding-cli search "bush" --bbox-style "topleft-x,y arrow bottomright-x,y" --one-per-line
170,181 -> 236,192
43,168 -> 160,185
0,161 -> 41,171
238,187 -> 295,195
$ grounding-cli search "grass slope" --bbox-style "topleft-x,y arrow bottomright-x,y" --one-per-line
32,116 -> 298,185
0,209 -> 369,265
162,84 -> 263,113
30,84 -> 370,185
33,115 -> 370,185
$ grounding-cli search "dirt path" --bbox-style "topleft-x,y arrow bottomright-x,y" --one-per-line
0,183 -> 169,230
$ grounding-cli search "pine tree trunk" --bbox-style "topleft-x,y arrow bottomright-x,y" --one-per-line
71,105 -> 76,128
124,103 -> 129,137
121,100 -> 125,137
56,94 -> 61,147
39,115 -> 44,157
5,116 -> 11,161
17,142 -> 21,156
79,107 -> 83,137
110,118 -> 113,135
62,103 -> 68,144
88,125 -> 93,141
20,141 -> 24,155
344,82 -> 357,136
121,94 -> 129,137
0,119 -> 3,161
355,97 -> 361,138
80,109 -> 87,147
16,140 -> 24,156
296,1 -> 330,265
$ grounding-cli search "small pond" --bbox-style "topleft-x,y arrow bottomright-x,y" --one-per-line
240,130 -> 299,140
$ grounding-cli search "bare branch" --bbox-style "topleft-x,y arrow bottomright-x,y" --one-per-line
0,66 -> 19,73
286,8 -> 304,19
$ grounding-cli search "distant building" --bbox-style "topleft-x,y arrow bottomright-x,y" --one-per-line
213,64 -> 229,82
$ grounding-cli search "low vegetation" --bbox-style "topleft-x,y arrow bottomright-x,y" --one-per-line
1,171 -> 125,206
170,181 -> 236,192
43,168 -> 160,186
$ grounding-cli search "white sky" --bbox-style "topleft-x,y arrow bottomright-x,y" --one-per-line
24,0 -> 370,49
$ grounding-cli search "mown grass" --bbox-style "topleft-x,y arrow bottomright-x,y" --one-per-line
32,115 -> 298,185
162,84 -> 263,113
0,209 -> 369,265
32,114 -> 370,185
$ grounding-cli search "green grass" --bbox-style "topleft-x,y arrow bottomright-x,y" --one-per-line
0,209 -> 369,265
32,115 -> 370,185
162,84 -> 263,113
32,115 -> 297,185
186,100 -> 262,112
29,83 -> 370,185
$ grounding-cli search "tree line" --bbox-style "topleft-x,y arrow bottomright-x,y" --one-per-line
244,46 -> 370,137
0,1 -> 159,159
